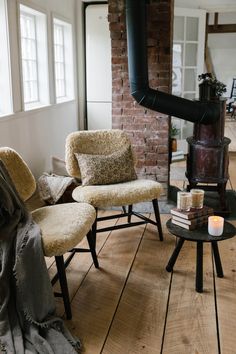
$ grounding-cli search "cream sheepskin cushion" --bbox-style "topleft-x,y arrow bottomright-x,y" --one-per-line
0,147 -> 36,201
32,202 -> 96,257
65,129 -> 132,179
72,179 -> 163,208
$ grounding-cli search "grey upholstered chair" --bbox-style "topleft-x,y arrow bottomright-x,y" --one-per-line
0,147 -> 98,319
65,129 -> 163,249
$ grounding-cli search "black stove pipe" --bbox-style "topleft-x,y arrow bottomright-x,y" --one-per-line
126,0 -> 220,125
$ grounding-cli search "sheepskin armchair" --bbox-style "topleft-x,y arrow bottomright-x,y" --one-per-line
0,147 -> 98,320
65,129 -> 163,242
0,147 -> 36,201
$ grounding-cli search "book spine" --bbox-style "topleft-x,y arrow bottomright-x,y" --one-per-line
170,207 -> 214,220
171,219 -> 208,230
172,215 -> 210,226
171,219 -> 195,230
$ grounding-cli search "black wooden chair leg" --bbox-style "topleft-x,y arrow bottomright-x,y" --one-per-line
152,199 -> 163,241
87,230 -> 99,269
55,255 -> 72,320
92,209 -> 98,250
128,205 -> 133,223
122,206 -> 126,213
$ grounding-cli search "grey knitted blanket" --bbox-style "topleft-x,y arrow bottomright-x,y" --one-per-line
0,161 -> 80,353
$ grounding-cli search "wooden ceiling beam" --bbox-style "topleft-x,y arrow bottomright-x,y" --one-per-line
208,24 -> 236,33
206,12 -> 236,34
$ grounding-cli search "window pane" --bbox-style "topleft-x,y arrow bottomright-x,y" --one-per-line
184,68 -> 196,91
172,68 -> 182,96
185,43 -> 198,66
186,17 -> 198,41
53,18 -> 74,101
30,81 -> 38,101
54,23 -> 66,98
0,0 -> 12,115
55,44 -> 64,62
174,16 -> 184,41
56,79 -> 65,97
173,43 -> 183,67
56,62 -> 65,80
20,11 -> 39,104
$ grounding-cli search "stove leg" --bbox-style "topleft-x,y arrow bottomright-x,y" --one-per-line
218,182 -> 227,210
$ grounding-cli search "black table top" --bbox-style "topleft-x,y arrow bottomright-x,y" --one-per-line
166,219 -> 236,242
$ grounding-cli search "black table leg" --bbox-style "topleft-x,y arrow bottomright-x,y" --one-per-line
196,241 -> 203,293
166,238 -> 185,272
212,241 -> 224,278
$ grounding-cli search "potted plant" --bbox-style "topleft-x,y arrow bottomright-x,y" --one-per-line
170,123 -> 180,152
198,73 -> 227,101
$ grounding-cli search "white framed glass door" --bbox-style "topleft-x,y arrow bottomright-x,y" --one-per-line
172,8 -> 206,153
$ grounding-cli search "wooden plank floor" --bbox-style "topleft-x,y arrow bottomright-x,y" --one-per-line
35,152 -> 236,354
56,215 -> 236,354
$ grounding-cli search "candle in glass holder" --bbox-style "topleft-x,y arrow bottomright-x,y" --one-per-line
208,216 -> 224,236
177,191 -> 192,211
190,189 -> 204,209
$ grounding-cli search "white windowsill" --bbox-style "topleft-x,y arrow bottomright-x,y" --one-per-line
0,99 -> 76,123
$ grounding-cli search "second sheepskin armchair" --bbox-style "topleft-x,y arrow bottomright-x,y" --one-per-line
65,129 -> 163,246
0,147 -> 99,320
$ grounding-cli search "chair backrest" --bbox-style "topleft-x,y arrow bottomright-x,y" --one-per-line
65,129 -> 131,179
0,147 -> 36,201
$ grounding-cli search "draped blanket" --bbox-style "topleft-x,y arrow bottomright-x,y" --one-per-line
0,161 -> 80,353
38,173 -> 76,204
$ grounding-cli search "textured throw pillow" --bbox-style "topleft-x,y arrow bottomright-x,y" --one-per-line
75,146 -> 137,186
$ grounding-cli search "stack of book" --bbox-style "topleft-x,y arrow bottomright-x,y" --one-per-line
170,206 -> 214,230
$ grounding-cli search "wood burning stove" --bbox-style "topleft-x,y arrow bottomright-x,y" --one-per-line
186,97 -> 231,216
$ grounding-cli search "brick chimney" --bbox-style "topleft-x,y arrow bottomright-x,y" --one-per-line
108,0 -> 173,199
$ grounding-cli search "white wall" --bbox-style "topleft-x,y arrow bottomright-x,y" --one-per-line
208,13 -> 236,97
1,0 -> 78,177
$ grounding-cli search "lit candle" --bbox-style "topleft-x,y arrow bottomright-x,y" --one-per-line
208,216 -> 224,236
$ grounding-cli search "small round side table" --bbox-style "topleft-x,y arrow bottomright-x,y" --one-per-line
166,219 -> 236,293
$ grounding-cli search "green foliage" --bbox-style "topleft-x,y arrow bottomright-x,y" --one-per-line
170,123 -> 180,137
198,73 -> 227,97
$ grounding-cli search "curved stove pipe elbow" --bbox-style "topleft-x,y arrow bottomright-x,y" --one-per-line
126,0 -> 220,125
131,87 -> 220,125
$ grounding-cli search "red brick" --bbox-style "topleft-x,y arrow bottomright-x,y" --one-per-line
108,0 -> 173,198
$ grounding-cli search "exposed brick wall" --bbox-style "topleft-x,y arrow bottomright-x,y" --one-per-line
108,0 -> 173,199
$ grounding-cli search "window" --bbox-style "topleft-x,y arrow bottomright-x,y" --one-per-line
20,4 -> 49,110
0,0 -> 12,116
53,18 -> 74,103
54,23 -> 66,98
172,8 -> 205,153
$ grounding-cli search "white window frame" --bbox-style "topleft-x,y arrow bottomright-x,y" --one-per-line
0,0 -> 12,117
53,17 -> 74,103
172,7 -> 206,153
19,4 -> 49,111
